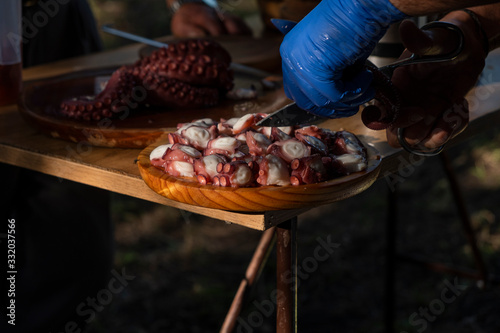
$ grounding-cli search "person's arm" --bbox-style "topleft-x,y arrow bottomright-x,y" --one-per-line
391,0 -> 500,50
165,0 -> 252,37
385,5 -> 500,149
390,0 -> 499,16
466,4 -> 500,50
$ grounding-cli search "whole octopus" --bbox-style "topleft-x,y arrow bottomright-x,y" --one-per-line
59,39 -> 234,121
150,113 -> 369,187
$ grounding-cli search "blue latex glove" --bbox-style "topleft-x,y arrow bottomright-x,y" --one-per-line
280,0 -> 407,118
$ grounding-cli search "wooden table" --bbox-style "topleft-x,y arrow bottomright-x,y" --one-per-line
1,40 -> 500,332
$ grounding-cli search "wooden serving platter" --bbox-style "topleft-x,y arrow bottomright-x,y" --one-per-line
17,66 -> 289,148
137,143 -> 382,212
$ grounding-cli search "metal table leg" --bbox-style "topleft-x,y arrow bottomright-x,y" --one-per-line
276,217 -> 297,333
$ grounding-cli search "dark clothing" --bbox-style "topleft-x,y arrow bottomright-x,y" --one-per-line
0,167 -> 113,333
22,0 -> 102,67
1,1 -> 112,332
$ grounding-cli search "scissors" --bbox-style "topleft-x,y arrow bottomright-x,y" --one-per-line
257,20 -> 465,156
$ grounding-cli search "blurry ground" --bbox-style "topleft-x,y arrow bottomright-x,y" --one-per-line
82,2 -> 500,332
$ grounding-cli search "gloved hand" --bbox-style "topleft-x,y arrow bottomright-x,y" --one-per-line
279,0 -> 407,118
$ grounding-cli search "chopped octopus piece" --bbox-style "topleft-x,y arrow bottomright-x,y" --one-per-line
204,136 -> 241,157
231,113 -> 266,134
193,154 -> 228,184
267,139 -> 310,163
256,154 -> 291,186
294,125 -> 324,140
179,124 -> 218,149
246,131 -> 272,156
268,127 -> 293,142
165,160 -> 195,178
330,131 -> 368,158
150,144 -> 173,168
163,143 -> 202,163
332,154 -> 368,174
295,133 -> 329,156
177,118 -> 215,131
213,160 -> 254,187
290,154 -> 328,185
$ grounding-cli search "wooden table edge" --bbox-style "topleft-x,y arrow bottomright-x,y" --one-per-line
0,142 -> 311,230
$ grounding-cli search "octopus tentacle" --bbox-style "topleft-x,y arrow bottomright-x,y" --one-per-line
59,39 -> 233,121
193,154 -> 228,182
290,154 -> 328,185
214,160 -> 254,187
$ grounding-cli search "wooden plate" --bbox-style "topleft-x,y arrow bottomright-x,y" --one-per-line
137,142 -> 382,212
18,66 -> 289,148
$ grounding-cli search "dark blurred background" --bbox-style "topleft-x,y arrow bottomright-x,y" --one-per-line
89,0 -> 263,49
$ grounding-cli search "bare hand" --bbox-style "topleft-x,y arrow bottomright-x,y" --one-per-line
171,3 -> 252,37
386,13 -> 487,149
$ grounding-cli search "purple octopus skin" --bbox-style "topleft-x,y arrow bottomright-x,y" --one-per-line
59,39 -> 234,121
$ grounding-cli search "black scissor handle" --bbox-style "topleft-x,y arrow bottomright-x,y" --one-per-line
380,21 -> 465,77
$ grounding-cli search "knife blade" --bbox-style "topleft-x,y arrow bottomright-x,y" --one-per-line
270,18 -> 297,34
101,24 -> 168,49
256,102 -> 326,127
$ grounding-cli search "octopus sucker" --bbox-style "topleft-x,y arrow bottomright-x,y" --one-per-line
150,115 -> 370,187
58,39 -> 233,121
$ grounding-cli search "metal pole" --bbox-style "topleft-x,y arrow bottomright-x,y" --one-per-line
276,217 -> 297,333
